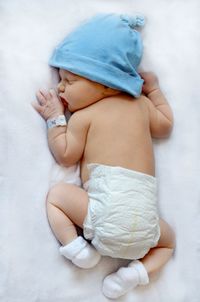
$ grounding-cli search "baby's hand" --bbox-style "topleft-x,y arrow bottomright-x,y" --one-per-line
140,72 -> 159,95
32,89 -> 65,121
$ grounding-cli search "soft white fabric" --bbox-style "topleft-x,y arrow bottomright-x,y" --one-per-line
102,266 -> 141,299
59,236 -> 101,269
102,260 -> 149,299
129,260 -> 149,285
83,164 -> 160,259
1,0 -> 200,301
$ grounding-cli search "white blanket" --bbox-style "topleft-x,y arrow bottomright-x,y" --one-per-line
1,0 -> 200,301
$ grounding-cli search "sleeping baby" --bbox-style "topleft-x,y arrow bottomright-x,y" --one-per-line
32,14 -> 175,299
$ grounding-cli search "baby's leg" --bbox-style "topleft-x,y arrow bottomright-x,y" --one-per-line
102,219 -> 175,299
46,182 -> 101,268
141,218 -> 175,275
47,182 -> 88,245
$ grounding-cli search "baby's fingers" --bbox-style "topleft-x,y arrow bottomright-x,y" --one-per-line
31,101 -> 44,114
36,90 -> 47,105
49,89 -> 57,97
49,89 -> 61,103
39,89 -> 51,101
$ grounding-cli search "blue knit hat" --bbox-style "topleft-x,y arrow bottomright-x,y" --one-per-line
49,13 -> 145,97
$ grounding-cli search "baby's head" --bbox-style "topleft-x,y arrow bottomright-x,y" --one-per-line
49,13 -> 145,111
57,69 -> 119,112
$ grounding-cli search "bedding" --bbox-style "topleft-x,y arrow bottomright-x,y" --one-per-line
0,0 -> 200,301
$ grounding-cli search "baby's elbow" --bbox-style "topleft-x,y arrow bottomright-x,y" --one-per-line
57,158 -> 72,168
57,158 -> 70,168
57,153 -> 78,167
152,119 -> 173,139
54,153 -> 70,167
160,119 -> 173,138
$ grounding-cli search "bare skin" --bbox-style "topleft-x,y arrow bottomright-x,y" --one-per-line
32,70 -> 175,277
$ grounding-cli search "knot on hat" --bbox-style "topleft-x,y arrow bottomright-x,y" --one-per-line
120,14 -> 145,28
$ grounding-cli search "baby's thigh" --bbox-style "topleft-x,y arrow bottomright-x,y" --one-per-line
47,182 -> 89,228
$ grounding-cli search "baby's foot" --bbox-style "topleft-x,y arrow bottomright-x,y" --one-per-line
60,236 -> 101,269
102,260 -> 149,299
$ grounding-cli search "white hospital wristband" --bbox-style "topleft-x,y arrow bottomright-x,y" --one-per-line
47,115 -> 67,129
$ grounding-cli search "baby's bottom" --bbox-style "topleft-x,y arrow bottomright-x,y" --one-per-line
46,182 -> 175,276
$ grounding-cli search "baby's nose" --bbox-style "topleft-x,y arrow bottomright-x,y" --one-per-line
57,83 -> 65,93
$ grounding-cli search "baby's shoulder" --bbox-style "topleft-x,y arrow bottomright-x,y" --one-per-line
68,107 -> 92,127
110,93 -> 150,113
107,93 -> 148,106
77,93 -> 149,117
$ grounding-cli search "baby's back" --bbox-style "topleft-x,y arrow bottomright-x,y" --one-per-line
81,94 -> 154,182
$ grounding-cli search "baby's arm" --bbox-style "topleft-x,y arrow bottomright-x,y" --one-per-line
48,111 -> 89,166
141,72 -> 174,138
32,89 -> 89,166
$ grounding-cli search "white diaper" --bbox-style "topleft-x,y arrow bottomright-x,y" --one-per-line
83,164 -> 160,260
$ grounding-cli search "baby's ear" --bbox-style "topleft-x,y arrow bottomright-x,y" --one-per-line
104,87 -> 120,96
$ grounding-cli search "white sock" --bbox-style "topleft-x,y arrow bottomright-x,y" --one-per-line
59,236 -> 101,269
102,260 -> 149,299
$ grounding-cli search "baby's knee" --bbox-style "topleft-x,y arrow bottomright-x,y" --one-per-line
166,224 -> 176,250
159,219 -> 176,250
46,182 -> 68,206
169,227 -> 176,250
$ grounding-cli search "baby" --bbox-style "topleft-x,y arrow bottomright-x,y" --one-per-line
32,14 -> 175,299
